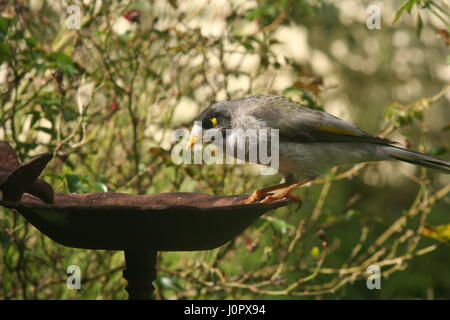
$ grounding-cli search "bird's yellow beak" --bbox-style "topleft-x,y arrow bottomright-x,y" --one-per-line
186,135 -> 200,150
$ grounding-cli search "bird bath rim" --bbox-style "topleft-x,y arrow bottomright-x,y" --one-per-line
1,192 -> 291,251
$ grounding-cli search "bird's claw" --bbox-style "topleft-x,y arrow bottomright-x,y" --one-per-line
240,190 -> 273,204
241,179 -> 312,208
260,192 -> 302,206
241,190 -> 302,209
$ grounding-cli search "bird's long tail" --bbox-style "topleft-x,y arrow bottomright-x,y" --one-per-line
383,146 -> 450,174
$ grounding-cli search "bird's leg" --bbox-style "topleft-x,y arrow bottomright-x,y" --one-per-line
241,182 -> 291,204
259,177 -> 315,204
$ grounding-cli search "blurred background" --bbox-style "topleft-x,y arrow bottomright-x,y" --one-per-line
0,0 -> 449,299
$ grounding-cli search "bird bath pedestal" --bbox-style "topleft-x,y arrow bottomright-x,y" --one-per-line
0,142 -> 291,299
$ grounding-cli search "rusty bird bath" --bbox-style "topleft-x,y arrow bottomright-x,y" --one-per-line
0,142 -> 291,299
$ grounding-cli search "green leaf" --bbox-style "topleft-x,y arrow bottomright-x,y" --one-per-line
266,217 -> 294,234
393,0 -> 417,24
10,30 -> 25,40
0,17 -> 11,41
241,41 -> 255,52
245,8 -> 263,21
91,181 -> 108,192
282,87 -> 302,95
62,107 -> 79,121
158,276 -> 177,289
0,229 -> 10,246
65,174 -> 108,193
66,174 -> 88,193
25,37 -> 37,48
35,126 -> 55,135
0,43 -> 11,64
416,13 -> 423,37
47,52 -> 76,75
428,146 -> 447,157
405,0 -> 417,12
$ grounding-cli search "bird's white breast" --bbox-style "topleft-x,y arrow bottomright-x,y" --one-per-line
279,142 -> 388,179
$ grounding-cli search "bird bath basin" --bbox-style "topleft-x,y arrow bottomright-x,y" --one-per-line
0,192 -> 287,251
0,142 -> 291,299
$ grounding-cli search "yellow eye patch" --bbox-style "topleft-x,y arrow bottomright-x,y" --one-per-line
209,117 -> 218,127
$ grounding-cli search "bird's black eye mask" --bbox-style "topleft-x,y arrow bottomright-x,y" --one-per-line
202,117 -> 218,130
202,115 -> 231,132
197,108 -> 232,131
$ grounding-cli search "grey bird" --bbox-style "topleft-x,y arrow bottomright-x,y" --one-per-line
187,94 -> 450,204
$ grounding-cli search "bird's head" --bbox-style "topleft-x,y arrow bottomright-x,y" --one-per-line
187,102 -> 234,149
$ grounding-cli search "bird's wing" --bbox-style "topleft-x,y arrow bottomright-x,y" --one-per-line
248,96 -> 397,145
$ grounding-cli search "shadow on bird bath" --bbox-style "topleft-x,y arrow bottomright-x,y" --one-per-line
0,142 -> 292,299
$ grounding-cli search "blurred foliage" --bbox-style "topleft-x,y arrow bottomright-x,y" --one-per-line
0,0 -> 449,300
393,0 -> 450,35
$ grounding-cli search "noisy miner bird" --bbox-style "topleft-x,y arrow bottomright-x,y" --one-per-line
187,94 -> 450,204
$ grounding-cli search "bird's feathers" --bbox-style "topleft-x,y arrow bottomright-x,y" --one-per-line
196,94 -> 449,178
243,95 -> 397,146
383,146 -> 450,174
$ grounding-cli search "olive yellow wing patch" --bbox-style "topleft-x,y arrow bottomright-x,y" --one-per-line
318,124 -> 363,137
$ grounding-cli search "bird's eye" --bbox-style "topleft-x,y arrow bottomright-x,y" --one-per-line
209,117 -> 218,127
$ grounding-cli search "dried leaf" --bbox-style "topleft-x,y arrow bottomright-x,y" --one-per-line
422,224 -> 450,243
